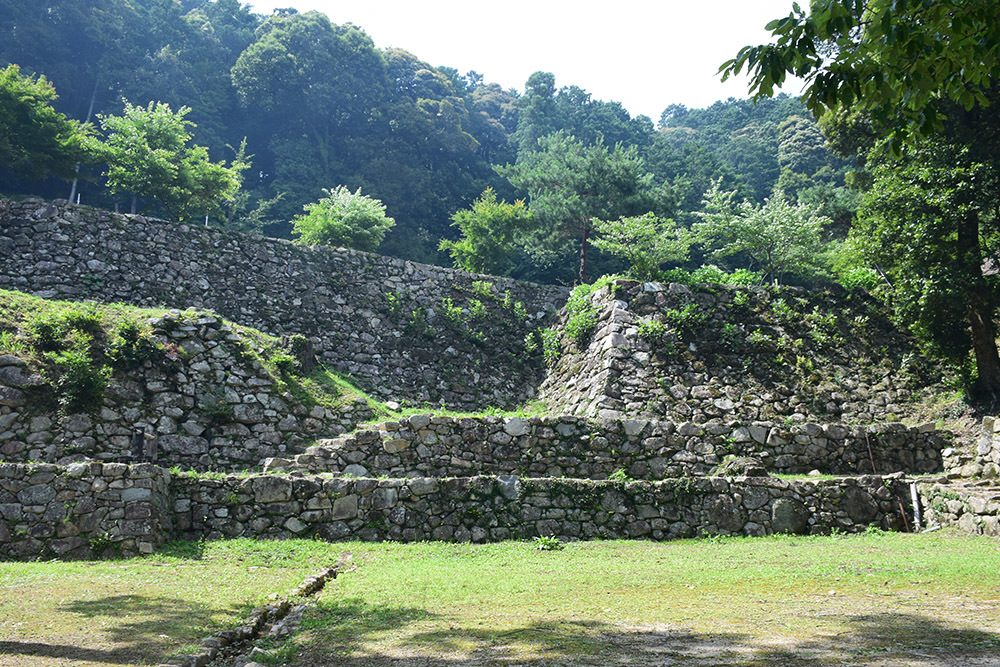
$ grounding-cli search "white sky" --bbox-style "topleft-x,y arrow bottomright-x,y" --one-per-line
244,0 -> 805,121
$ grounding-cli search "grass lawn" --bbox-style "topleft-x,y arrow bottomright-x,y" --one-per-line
0,539 -> 345,667
0,531 -> 998,666
269,530 -> 1000,666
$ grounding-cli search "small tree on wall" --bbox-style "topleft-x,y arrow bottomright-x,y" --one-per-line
292,186 -> 396,252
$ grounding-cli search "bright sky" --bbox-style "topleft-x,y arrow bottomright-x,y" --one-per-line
244,0 -> 805,121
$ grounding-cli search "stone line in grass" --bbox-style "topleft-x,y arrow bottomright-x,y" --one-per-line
156,556 -> 348,667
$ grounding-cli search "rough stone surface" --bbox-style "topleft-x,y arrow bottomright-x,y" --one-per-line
266,414 -> 947,479
0,198 -> 567,411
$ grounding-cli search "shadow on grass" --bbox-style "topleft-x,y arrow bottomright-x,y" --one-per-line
280,607 -> 1000,666
0,594 -> 246,665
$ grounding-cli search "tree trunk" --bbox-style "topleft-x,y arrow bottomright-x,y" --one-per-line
578,226 -> 590,285
958,210 -> 1000,396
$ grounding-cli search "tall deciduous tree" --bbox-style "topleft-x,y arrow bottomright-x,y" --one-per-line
721,0 -> 1000,151
500,131 -> 669,283
439,188 -> 533,277
0,64 -> 91,181
852,140 -> 1000,392
592,213 -> 693,281
723,0 -> 1000,393
89,101 -> 245,220
695,182 -> 830,285
292,185 -> 395,252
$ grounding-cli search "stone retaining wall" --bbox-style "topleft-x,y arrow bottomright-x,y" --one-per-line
539,280 -> 941,424
0,198 -> 567,410
0,314 -> 375,470
174,472 -> 907,543
917,482 -> 1000,537
266,414 -> 947,479
0,462 -> 171,560
1,462 -> 911,559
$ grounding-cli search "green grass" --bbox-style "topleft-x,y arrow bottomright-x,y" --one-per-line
0,538 -> 345,667
2,532 -> 998,666
264,530 -> 1000,666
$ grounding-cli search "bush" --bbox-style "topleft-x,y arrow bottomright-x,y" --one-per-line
293,186 -> 395,251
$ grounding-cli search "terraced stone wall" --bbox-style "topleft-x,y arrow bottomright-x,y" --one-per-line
268,414 -> 948,479
0,462 -> 171,560
0,198 -> 567,410
539,281 -> 940,424
917,482 -> 1000,537
0,316 -> 374,470
1,462 -> 912,559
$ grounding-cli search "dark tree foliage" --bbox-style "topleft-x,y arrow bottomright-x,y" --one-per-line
0,1 -> 848,281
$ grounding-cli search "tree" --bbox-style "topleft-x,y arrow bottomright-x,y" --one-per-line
721,0 -> 1000,151
439,188 -> 533,276
499,131 -> 669,283
0,64 -> 91,181
695,182 -> 830,285
592,213 -> 693,281
89,100 -> 245,220
292,186 -> 395,252
851,139 -> 1000,394
723,0 -> 1000,393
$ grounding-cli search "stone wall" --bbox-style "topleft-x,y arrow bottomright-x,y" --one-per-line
539,280 -> 940,424
174,472 -> 907,543
2,462 -> 913,559
0,313 -> 374,470
0,462 -> 171,560
265,414 -> 947,479
0,198 -> 567,410
917,481 -> 1000,537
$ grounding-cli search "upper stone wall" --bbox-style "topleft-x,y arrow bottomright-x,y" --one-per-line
0,199 -> 568,411
539,280 -> 941,424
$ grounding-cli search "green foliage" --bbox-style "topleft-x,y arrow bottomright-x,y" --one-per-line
661,265 -> 763,287
107,319 -> 157,367
0,64 -> 91,181
88,101 -> 246,221
608,469 -> 632,484
500,131 -> 670,283
293,185 -> 395,252
591,213 -> 693,281
770,298 -> 796,325
563,283 -> 600,348
663,304 -> 708,342
532,535 -> 564,551
637,318 -> 668,342
467,299 -> 487,321
722,0 -> 1000,152
440,189 -> 534,276
539,328 -> 561,366
43,341 -> 110,412
696,182 -> 831,285
441,297 -> 465,326
268,352 -> 298,376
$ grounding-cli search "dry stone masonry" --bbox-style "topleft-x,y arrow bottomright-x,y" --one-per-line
0,462 -> 171,560
0,314 -> 374,470
540,280 -> 939,425
264,414 -> 947,479
0,198 -> 567,410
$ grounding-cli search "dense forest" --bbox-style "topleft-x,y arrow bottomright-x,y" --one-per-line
3,0 -> 1000,395
0,0 -> 852,282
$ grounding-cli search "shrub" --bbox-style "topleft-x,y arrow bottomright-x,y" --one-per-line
292,186 -> 395,251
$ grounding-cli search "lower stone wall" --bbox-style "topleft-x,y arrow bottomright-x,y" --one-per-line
0,462 -> 914,559
0,462 -> 171,560
918,482 -> 1000,537
268,415 -> 948,479
177,472 -> 907,543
